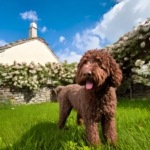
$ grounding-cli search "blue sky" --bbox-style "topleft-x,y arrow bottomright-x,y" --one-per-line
0,0 -> 150,63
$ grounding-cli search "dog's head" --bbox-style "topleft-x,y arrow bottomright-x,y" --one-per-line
75,49 -> 122,90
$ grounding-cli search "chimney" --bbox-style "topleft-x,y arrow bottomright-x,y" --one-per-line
29,22 -> 37,38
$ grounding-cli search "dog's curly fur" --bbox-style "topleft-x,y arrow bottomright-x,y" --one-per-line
54,84 -> 84,125
56,49 -> 122,146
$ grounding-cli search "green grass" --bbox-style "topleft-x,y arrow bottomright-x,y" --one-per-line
0,100 -> 150,150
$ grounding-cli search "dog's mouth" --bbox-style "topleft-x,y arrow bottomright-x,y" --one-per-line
85,80 -> 94,90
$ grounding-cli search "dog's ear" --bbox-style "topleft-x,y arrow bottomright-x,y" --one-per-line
75,61 -> 83,84
109,56 -> 122,87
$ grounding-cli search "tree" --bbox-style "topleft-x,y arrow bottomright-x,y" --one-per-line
105,18 -> 150,98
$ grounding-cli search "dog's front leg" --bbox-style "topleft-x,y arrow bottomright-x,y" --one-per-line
84,120 -> 101,146
101,117 -> 117,146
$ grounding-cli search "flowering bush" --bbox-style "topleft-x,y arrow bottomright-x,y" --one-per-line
132,60 -> 150,86
0,61 -> 77,90
105,18 -> 150,87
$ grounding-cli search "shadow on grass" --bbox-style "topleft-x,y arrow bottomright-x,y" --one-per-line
3,121 -> 91,150
3,122 -> 65,150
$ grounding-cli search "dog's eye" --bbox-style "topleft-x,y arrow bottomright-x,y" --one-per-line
101,65 -> 108,72
85,61 -> 91,65
97,61 -> 101,66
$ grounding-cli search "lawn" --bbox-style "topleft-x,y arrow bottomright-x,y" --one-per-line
0,100 -> 150,150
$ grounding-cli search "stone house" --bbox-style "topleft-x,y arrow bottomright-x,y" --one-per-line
0,22 -> 60,65
0,22 -> 59,104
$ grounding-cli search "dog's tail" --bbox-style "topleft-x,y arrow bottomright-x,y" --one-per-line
53,86 -> 64,95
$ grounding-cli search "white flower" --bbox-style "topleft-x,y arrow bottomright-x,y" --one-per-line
138,35 -> 143,39
29,70 -> 36,74
140,42 -> 146,48
118,40 -> 124,45
13,77 -> 18,81
45,68 -> 49,71
22,62 -> 27,65
33,75 -> 37,80
123,36 -> 128,41
5,76 -> 11,79
135,60 -> 145,67
54,70 -> 58,74
19,76 -> 23,79
24,80 -> 28,84
14,82 -> 17,86
124,57 -> 129,61
37,68 -> 42,71
29,65 -> 34,69
14,71 -> 19,74
142,25 -> 150,32
2,73 -> 7,76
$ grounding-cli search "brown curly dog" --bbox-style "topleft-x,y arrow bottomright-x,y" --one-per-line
54,84 -> 84,125
56,49 -> 122,146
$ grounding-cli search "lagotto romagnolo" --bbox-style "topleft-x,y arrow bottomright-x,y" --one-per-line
55,49 -> 122,146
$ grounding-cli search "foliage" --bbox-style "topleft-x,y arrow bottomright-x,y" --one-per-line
0,61 -> 77,90
1,17 -> 150,91
105,18 -> 150,87
0,100 -> 150,150
132,60 -> 150,86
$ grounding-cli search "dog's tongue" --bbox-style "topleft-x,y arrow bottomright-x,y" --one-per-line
86,81 -> 93,90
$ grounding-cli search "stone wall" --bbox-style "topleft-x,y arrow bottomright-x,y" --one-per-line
0,86 -> 57,105
0,83 -> 150,105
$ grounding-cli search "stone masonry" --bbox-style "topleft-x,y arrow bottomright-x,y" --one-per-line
0,83 -> 150,105
0,86 -> 57,105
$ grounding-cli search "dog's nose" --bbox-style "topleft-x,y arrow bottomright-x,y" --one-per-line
83,71 -> 92,77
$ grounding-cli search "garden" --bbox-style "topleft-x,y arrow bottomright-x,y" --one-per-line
0,18 -> 150,149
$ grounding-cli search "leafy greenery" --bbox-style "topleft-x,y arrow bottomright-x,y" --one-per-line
0,100 -> 150,150
105,18 -> 150,88
0,61 -> 77,90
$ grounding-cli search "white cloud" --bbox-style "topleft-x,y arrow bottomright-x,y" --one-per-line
0,40 -> 8,46
41,26 -> 47,33
57,48 -> 82,63
20,10 -> 39,21
57,0 -> 150,63
92,0 -> 150,43
72,30 -> 101,51
59,36 -> 65,42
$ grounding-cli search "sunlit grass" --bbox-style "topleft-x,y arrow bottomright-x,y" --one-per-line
0,100 -> 150,150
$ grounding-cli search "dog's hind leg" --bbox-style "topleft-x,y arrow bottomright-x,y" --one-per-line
58,100 -> 72,129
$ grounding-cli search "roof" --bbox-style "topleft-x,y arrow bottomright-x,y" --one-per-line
0,37 -> 60,63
